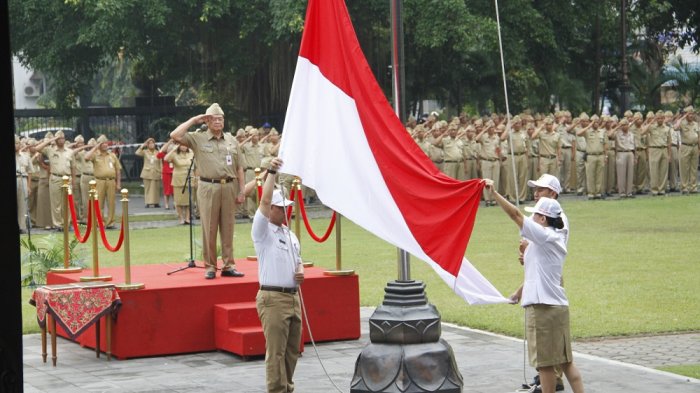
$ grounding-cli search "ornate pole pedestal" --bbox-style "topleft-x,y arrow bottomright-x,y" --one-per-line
51,176 -> 82,273
351,280 -> 463,392
115,189 -> 144,290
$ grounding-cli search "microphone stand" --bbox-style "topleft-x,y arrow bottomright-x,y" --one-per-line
167,156 -> 203,275
22,177 -> 36,287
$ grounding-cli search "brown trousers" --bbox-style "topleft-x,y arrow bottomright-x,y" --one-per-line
197,181 -> 238,272
256,290 -> 302,393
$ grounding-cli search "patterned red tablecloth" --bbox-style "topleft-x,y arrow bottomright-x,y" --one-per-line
30,282 -> 121,339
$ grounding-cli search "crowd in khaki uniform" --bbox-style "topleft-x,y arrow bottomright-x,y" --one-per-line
407,106 -> 699,204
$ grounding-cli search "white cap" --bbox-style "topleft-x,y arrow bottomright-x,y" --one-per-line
524,197 -> 562,218
527,174 -> 561,195
271,189 -> 294,207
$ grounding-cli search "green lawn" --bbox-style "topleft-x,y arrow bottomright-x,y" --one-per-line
20,195 -> 700,341
657,364 -> 700,379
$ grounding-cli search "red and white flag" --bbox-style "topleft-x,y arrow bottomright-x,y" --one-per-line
279,0 -> 507,305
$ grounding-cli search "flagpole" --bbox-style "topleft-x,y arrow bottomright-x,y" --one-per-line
391,0 -> 411,282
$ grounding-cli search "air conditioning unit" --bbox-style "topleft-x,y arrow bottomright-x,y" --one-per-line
23,82 -> 40,98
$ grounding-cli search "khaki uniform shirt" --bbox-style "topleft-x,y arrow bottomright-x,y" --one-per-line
679,120 -> 698,145
462,139 -> 480,160
41,146 -> 73,176
415,138 -> 432,157
442,137 -> 464,161
92,150 -> 122,179
135,147 -> 162,180
574,127 -> 587,152
557,124 -> 573,148
183,130 -> 243,179
509,130 -> 529,154
242,142 -> 264,170
615,131 -> 635,151
538,131 -> 561,157
426,135 -> 444,162
16,152 -> 34,176
647,124 -> 671,148
76,151 -> 95,175
584,128 -> 607,154
479,134 -> 500,160
630,124 -> 647,149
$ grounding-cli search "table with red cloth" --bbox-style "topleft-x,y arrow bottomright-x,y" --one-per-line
30,282 -> 121,366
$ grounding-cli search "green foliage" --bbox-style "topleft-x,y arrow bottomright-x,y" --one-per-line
20,235 -> 86,286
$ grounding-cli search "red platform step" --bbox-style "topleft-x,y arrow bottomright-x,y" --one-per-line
214,302 -> 266,357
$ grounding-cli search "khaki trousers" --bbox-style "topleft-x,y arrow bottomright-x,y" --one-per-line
73,176 -> 83,220
606,150 -> 616,193
17,177 -> 29,231
506,154 -> 529,202
585,154 -> 605,197
559,148 -> 573,192
29,178 -> 39,226
634,149 -> 649,193
143,178 -> 161,205
95,178 -> 117,227
49,175 -> 66,228
648,148 -> 669,194
464,159 -> 478,180
679,145 -> 699,193
669,145 -> 680,190
256,290 -> 302,393
539,157 -> 559,181
616,152 -> 634,195
575,151 -> 587,194
481,160 -> 500,202
36,177 -> 52,228
443,161 -> 463,180
197,181 -> 238,273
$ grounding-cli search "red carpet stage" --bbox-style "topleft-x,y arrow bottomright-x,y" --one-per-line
47,261 -> 360,359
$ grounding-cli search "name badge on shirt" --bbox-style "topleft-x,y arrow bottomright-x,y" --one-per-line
109,161 -> 114,169
226,154 -> 233,166
150,157 -> 155,164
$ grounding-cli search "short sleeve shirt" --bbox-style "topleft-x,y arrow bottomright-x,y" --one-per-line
183,130 -> 243,179
520,216 -> 569,307
252,210 -> 301,288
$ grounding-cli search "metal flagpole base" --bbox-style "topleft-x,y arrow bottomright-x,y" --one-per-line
50,267 -> 84,274
246,256 -> 258,261
323,269 -> 355,276
302,261 -> 314,268
115,282 -> 145,290
79,275 -> 113,282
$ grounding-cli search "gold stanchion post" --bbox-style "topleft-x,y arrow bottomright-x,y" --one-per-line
51,176 -> 82,273
324,212 -> 354,276
293,178 -> 314,268
81,180 -> 112,281
116,189 -> 144,290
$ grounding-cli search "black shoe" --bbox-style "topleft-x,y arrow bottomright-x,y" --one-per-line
205,271 -> 216,279
154,204 -> 161,208
221,269 -> 245,277
106,225 -> 116,230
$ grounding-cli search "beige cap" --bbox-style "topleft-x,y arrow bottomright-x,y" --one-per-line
684,105 -> 694,113
633,112 -> 643,119
512,115 -> 521,123
74,135 -> 84,143
245,125 -> 254,132
96,134 -> 108,144
544,117 -> 553,124
87,138 -> 97,146
664,110 -> 673,117
44,131 -> 54,140
655,110 -> 664,116
590,114 -> 599,121
579,113 -> 589,121
646,111 -> 655,119
26,138 -> 37,145
474,119 -> 484,127
54,130 -> 66,139
236,129 -> 245,137
624,110 -> 633,117
619,119 -> 629,126
205,103 -> 224,116
269,129 -> 279,136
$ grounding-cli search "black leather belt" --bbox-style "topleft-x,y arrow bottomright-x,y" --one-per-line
432,160 -> 444,164
200,177 -> 235,184
444,160 -> 462,163
51,173 -> 70,177
636,148 -> 647,151
481,158 -> 498,161
539,155 -> 556,159
617,150 -> 634,153
649,146 -> 666,149
260,285 -> 297,294
682,143 -> 698,147
509,152 -> 526,156
577,149 -> 586,153
83,172 -> 94,176
95,177 -> 115,180
587,153 -> 603,156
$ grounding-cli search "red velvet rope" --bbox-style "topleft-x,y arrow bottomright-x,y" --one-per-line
285,187 -> 296,222
67,194 -> 92,243
296,188 -> 336,242
93,199 -> 124,252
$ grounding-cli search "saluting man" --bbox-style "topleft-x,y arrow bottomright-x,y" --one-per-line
170,103 -> 246,279
34,131 -> 75,230
136,137 -> 163,208
85,135 -> 122,228
676,106 -> 699,194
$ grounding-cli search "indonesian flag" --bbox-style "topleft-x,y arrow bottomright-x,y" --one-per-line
279,0 -> 507,305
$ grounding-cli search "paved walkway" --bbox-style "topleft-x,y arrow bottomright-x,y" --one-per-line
22,308 -> 699,393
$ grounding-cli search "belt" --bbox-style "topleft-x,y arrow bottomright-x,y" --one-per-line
245,167 -> 255,171
51,173 -> 70,177
481,158 -> 498,161
561,145 -> 572,148
617,150 -> 634,153
16,174 -> 28,178
577,149 -> 586,153
587,152 -> 603,156
83,172 -> 94,176
649,146 -> 666,149
95,177 -> 115,180
199,177 -> 235,184
509,152 -> 526,156
636,148 -> 647,151
260,285 -> 297,294
465,158 -> 476,161
432,159 -> 444,164
539,155 -> 556,159
444,160 -> 463,163
682,143 -> 698,147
